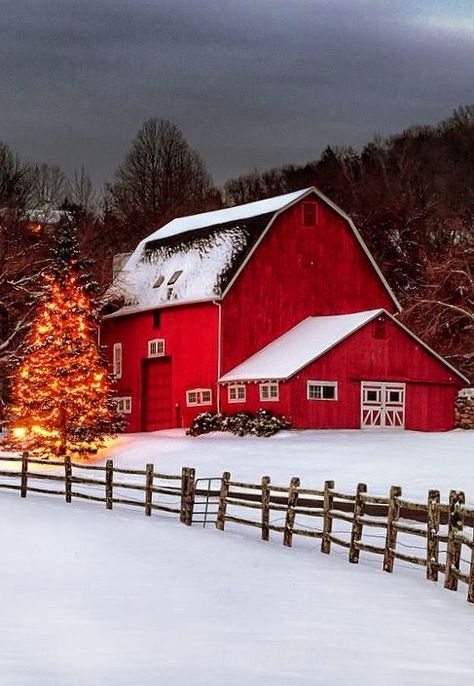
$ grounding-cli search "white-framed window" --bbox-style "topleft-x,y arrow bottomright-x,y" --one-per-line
186,388 -> 212,407
307,381 -> 338,401
259,382 -> 279,402
113,343 -> 122,379
228,384 -> 246,403
115,397 -> 132,414
148,338 -> 165,358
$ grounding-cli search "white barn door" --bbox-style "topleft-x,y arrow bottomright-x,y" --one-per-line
361,382 -> 406,429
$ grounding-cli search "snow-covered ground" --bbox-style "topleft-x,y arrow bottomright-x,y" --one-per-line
1,429 -> 474,684
1,491 -> 473,686
101,428 -> 474,502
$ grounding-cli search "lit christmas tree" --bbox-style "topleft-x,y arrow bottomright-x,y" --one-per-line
6,222 -> 124,457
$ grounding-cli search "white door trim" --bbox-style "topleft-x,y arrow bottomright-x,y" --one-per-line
361,382 -> 406,429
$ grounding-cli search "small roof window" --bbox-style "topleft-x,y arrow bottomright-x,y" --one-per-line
153,275 -> 164,288
168,270 -> 183,285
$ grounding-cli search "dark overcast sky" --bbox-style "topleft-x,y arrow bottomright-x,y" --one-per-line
1,0 -> 473,187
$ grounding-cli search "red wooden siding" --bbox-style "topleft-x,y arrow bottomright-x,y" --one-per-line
221,197 -> 397,374
101,302 -> 219,431
219,316 -> 463,431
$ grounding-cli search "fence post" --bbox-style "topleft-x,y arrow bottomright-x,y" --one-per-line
349,482 -> 367,563
467,527 -> 474,604
105,460 -> 113,510
426,489 -> 440,581
216,471 -> 230,531
283,476 -> 300,547
444,490 -> 465,592
145,464 -> 154,516
261,475 -> 271,541
383,485 -> 402,573
181,467 -> 195,526
20,452 -> 28,498
321,479 -> 334,554
64,456 -> 72,503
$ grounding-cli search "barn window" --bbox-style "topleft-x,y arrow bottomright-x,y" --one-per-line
153,310 -> 161,328
307,381 -> 338,400
113,343 -> 122,379
115,397 -> 132,414
259,382 -> 279,401
153,275 -> 164,288
302,202 -> 317,226
374,316 -> 386,339
186,388 -> 212,407
228,385 -> 246,403
148,338 -> 165,357
168,270 -> 183,285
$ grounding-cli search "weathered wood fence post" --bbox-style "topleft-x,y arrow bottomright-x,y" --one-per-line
444,490 -> 465,591
283,476 -> 300,547
349,482 -> 367,563
20,452 -> 28,498
105,459 -> 113,510
64,456 -> 72,503
426,489 -> 440,581
216,471 -> 230,531
261,475 -> 271,541
145,464 -> 154,516
180,467 -> 195,525
383,485 -> 401,572
467,526 -> 474,604
321,479 -> 334,554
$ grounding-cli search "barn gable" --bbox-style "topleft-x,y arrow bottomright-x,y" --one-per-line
105,187 -> 400,318
219,310 -> 468,384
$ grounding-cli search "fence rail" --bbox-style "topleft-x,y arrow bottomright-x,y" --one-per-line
0,452 -> 195,524
215,472 -> 474,604
0,454 -> 473,604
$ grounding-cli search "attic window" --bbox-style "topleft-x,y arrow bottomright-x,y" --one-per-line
302,202 -> 317,226
168,270 -> 183,285
153,275 -> 164,288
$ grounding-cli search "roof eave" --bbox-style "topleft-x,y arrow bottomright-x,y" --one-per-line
103,296 -> 219,320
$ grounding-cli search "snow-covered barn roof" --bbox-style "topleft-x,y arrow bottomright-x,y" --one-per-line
105,187 -> 401,317
219,310 -> 469,383
219,310 -> 383,382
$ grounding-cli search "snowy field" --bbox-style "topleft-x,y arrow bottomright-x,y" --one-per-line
101,428 -> 474,501
1,429 -> 474,684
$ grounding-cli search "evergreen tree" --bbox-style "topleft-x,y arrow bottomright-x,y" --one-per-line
5,221 -> 124,457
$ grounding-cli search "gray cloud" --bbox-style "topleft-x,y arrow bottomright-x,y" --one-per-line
0,0 -> 472,188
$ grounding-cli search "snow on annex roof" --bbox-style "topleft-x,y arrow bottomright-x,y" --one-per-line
219,310 -> 383,382
219,309 -> 469,384
105,187 -> 401,317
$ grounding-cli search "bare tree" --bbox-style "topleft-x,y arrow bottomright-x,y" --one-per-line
106,118 -> 213,241
28,163 -> 67,209
66,167 -> 97,213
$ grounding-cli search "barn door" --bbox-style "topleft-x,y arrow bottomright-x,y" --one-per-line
361,382 -> 405,429
141,357 -> 173,431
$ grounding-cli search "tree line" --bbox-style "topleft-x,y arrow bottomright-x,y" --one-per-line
0,107 -> 472,401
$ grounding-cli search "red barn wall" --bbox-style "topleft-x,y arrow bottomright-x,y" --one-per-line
219,317 -> 463,431
221,198 -> 397,374
101,302 -> 219,431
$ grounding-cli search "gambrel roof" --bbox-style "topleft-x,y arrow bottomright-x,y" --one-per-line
219,309 -> 469,384
105,188 -> 400,318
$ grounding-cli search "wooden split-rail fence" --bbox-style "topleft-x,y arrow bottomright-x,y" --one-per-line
0,454 -> 473,605
0,453 -> 196,525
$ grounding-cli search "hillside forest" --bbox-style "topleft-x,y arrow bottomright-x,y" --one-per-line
0,106 -> 472,401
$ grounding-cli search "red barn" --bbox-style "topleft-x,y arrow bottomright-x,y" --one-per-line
101,188 -> 468,432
